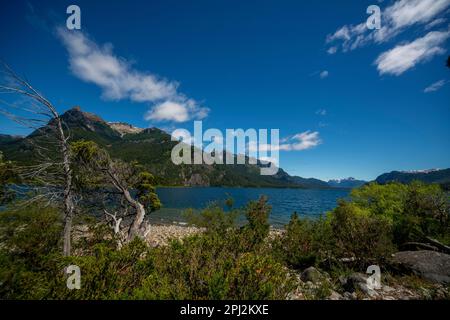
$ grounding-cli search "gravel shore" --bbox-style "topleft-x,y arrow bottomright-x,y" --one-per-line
145,224 -> 203,247
144,223 -> 284,247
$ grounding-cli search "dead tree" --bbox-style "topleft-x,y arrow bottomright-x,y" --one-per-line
0,63 -> 76,256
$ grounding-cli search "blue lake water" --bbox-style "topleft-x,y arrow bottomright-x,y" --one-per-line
150,187 -> 350,227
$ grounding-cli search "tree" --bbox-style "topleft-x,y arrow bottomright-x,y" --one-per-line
0,151 -> 19,204
0,63 -> 76,256
71,140 -> 161,242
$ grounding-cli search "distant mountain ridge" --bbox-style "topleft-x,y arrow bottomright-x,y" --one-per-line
328,177 -> 367,188
0,107 -> 329,188
375,169 -> 450,188
1,107 -> 448,189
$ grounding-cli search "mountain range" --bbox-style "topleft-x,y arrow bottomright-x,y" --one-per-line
0,107 -> 449,189
375,169 -> 450,190
327,178 -> 367,189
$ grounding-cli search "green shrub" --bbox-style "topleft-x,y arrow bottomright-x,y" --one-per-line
350,182 -> 407,220
350,181 -> 450,245
132,233 -> 294,300
327,201 -> 395,268
398,182 -> 449,244
225,252 -> 295,299
185,203 -> 238,236
59,239 -> 152,299
0,204 -> 63,299
240,196 -> 271,251
274,213 -> 328,269
134,201 -> 293,300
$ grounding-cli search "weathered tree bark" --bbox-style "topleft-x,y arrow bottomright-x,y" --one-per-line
56,116 -> 75,256
106,167 -> 147,241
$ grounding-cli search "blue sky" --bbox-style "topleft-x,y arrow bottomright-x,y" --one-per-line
1,0 -> 449,181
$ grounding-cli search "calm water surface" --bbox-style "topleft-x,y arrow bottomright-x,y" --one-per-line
150,187 -> 350,227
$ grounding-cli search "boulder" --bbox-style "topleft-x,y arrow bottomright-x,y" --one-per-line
390,250 -> 450,285
300,267 -> 324,283
340,273 -> 367,292
340,273 -> 378,298
343,291 -> 357,300
328,290 -> 343,300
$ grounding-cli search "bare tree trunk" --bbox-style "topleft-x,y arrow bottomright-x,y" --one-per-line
123,189 -> 146,241
58,116 -> 75,256
129,207 -> 146,239
0,63 -> 76,256
105,168 -> 147,241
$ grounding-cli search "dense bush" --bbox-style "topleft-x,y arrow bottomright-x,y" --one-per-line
0,204 -> 63,299
276,202 -> 394,270
0,182 -> 448,299
276,181 -> 449,271
240,196 -> 272,251
327,201 -> 394,267
351,181 -> 449,245
273,213 -> 331,269
0,197 -> 294,300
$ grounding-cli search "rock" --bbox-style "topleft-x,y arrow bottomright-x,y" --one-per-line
300,267 -> 324,283
382,285 -> 395,293
328,290 -> 343,300
391,250 -> 450,285
341,273 -> 367,292
356,282 -> 379,298
343,291 -> 357,300
339,272 -> 380,298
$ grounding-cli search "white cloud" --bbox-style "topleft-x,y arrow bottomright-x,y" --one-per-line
320,70 -> 329,79
327,46 -> 338,55
316,109 -> 327,116
145,100 -> 208,122
326,0 -> 450,53
375,30 -> 450,75
57,28 -> 209,122
247,131 -> 321,153
424,79 -> 447,92
288,131 -> 322,151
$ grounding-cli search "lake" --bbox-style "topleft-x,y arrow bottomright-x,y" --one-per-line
149,187 -> 350,227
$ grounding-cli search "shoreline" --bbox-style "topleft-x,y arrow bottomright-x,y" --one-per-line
145,222 -> 284,247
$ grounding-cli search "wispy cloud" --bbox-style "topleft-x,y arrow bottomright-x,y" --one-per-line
326,0 -> 450,53
57,28 -> 209,122
316,109 -> 327,116
320,70 -> 329,79
375,30 -> 450,76
425,18 -> 447,30
327,46 -> 338,55
424,79 -> 447,92
246,131 -> 322,153
285,131 -> 322,151
262,131 -> 322,152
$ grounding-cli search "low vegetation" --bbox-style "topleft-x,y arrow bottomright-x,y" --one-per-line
0,178 -> 448,299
